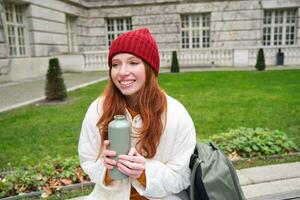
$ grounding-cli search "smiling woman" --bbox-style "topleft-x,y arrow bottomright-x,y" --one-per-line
78,28 -> 196,200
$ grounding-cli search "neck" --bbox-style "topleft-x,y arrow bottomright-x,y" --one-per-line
126,95 -> 138,111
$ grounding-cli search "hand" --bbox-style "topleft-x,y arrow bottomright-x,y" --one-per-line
117,148 -> 146,179
102,140 -> 117,170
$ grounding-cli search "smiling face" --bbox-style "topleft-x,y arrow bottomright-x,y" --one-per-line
110,53 -> 146,99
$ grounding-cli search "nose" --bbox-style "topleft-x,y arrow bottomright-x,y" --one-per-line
119,63 -> 129,76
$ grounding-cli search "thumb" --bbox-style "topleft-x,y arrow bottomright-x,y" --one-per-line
103,140 -> 110,150
128,148 -> 136,156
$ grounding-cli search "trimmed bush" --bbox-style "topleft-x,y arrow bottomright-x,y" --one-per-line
170,51 -> 180,73
255,48 -> 266,71
45,58 -> 67,101
211,127 -> 298,158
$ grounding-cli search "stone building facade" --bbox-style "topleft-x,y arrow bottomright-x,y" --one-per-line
0,0 -> 299,82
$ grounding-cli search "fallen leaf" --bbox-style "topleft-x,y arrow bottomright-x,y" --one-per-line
61,178 -> 72,185
49,179 -> 61,188
43,186 -> 53,195
76,167 -> 84,182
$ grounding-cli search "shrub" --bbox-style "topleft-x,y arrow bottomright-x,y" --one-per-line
170,51 -> 180,73
255,48 -> 266,71
0,156 -> 89,198
211,127 -> 298,158
45,58 -> 67,101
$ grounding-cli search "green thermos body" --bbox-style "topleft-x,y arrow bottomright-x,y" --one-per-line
108,115 -> 131,180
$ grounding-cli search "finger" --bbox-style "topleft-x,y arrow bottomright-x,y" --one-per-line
118,155 -> 145,164
118,153 -> 138,160
118,159 -> 144,170
122,148 -> 145,163
103,140 -> 110,150
103,162 -> 113,170
117,163 -> 143,177
118,155 -> 136,162
103,149 -> 117,157
103,156 -> 117,166
103,159 -> 114,169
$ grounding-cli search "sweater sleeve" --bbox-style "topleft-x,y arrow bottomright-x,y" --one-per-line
78,99 -> 129,191
136,170 -> 147,187
132,100 -> 196,198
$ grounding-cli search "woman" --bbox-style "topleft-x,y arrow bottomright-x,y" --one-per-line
78,28 -> 196,200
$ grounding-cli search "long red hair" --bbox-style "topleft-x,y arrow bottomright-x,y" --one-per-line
97,66 -> 167,158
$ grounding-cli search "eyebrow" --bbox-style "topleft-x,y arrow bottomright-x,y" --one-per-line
128,56 -> 139,60
112,56 -> 141,62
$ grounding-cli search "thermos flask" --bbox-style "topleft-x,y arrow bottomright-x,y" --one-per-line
108,115 -> 131,180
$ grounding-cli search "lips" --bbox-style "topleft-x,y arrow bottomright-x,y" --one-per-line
119,80 -> 135,88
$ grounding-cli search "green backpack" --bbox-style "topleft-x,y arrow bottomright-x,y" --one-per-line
187,142 -> 246,200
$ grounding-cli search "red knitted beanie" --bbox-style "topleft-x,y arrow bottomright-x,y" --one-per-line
108,28 -> 160,76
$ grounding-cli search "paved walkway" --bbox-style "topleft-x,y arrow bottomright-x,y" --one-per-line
0,71 -> 109,112
239,162 -> 300,199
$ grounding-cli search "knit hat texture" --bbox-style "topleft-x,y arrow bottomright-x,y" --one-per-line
108,28 -> 160,76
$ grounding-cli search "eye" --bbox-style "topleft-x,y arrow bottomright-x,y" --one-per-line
111,63 -> 119,68
130,61 -> 139,65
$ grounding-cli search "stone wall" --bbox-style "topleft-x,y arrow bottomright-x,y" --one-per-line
23,0 -> 85,56
0,0 -> 87,82
84,0 -> 300,51
2,0 -> 299,55
76,15 -> 106,51
1,0 -> 299,55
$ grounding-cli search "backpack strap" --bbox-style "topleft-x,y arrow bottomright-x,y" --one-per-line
189,144 -> 209,200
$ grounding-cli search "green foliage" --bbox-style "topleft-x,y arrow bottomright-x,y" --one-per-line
211,127 -> 298,158
55,156 -> 79,182
0,156 -> 88,198
45,58 -> 67,101
255,48 -> 266,71
170,51 -> 180,73
0,175 -> 14,198
1,168 -> 42,197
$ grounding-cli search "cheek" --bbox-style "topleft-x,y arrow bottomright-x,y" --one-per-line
141,75 -> 146,84
140,69 -> 146,84
110,70 -> 118,84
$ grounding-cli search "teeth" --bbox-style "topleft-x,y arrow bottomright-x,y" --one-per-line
121,81 -> 133,84
120,80 -> 134,86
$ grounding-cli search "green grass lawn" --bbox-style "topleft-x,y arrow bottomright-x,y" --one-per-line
0,70 -> 299,170
160,70 -> 300,143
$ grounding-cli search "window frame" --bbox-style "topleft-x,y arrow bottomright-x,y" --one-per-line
4,2 -> 29,57
106,17 -> 132,48
263,8 -> 297,46
180,13 -> 211,49
66,14 -> 78,53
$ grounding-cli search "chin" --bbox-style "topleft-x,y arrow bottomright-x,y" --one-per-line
120,89 -> 136,96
